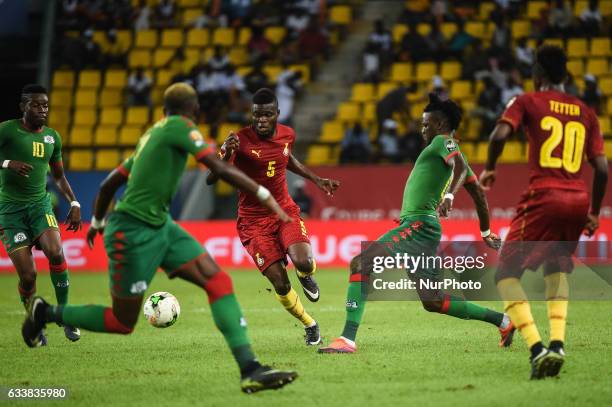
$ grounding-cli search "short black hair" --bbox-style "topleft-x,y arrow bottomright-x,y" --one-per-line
253,88 -> 277,105
534,44 -> 567,84
21,84 -> 47,95
423,93 -> 462,131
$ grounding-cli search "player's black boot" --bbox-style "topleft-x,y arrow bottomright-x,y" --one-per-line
63,325 -> 81,342
296,271 -> 320,302
304,323 -> 321,346
22,296 -> 49,348
240,365 -> 298,394
546,341 -> 565,377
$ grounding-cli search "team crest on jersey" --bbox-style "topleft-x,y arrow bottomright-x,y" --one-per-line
255,253 -> 265,267
283,143 -> 289,156
190,130 -> 204,147
14,232 -> 27,243
43,135 -> 55,144
445,139 -> 457,152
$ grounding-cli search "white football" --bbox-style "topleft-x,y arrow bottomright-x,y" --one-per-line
143,292 -> 180,328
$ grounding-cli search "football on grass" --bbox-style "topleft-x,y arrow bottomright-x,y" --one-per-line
143,292 -> 181,328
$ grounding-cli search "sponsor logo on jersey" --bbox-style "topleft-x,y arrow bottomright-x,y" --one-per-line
251,149 -> 261,158
445,139 -> 457,152
43,135 -> 55,144
14,232 -> 27,243
283,143 -> 289,156
255,252 -> 264,266
130,280 -> 148,294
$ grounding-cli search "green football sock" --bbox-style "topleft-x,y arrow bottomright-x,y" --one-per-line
210,294 -> 257,371
341,281 -> 367,342
49,304 -> 108,332
444,295 -> 503,327
50,270 -> 69,305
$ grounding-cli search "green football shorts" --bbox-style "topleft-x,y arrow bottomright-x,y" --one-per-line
104,211 -> 206,297
0,195 -> 59,253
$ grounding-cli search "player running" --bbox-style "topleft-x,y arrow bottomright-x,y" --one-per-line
21,83 -> 298,394
0,84 -> 82,344
320,94 -> 514,354
479,45 -> 608,380
206,88 -> 340,346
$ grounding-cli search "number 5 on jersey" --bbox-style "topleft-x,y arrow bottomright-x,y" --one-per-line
267,161 -> 276,177
32,142 -> 44,158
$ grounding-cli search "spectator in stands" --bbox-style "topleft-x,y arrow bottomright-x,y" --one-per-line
376,85 -> 410,137
291,179 -> 312,218
473,76 -> 502,138
582,74 -> 603,114
110,0 -> 134,29
565,72 -> 580,98
295,0 -> 321,17
447,19 -> 474,60
154,0 -> 177,28
425,22 -> 446,62
244,60 -> 270,96
579,0 -> 602,37
362,40 -> 381,83
276,69 -> 303,126
60,0 -> 80,29
340,123 -> 371,164
378,119 -> 401,163
285,7 -> 309,40
133,0 -> 152,31
431,0 -> 448,25
546,0 -> 574,38
462,39 -> 488,79
195,63 -> 218,120
298,17 -> 329,60
514,37 -> 534,78
247,26 -> 274,63
430,75 -> 448,101
368,19 -> 393,68
103,29 -> 127,68
192,4 -> 217,28
399,22 -> 431,62
127,67 -> 153,107
399,121 -> 423,163
490,15 -> 511,54
501,74 -> 524,105
81,28 -> 102,68
208,45 -> 230,71
215,0 -> 253,27
223,65 -> 249,123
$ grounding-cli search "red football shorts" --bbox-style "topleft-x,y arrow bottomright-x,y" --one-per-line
497,188 -> 589,281
237,208 -> 310,272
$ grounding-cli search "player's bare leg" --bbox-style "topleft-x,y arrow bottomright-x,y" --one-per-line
288,242 -> 320,302
263,261 -> 320,345
37,229 -> 80,341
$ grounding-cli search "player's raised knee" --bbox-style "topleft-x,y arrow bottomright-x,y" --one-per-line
293,256 -> 314,275
103,308 -> 136,334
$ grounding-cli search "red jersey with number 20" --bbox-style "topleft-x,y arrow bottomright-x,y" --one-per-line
499,90 -> 604,191
231,124 -> 299,217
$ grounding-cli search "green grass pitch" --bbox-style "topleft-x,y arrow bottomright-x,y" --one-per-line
1,270 -> 611,407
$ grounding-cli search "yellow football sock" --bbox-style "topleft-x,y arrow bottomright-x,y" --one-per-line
545,272 -> 569,343
498,278 -> 542,348
296,258 -> 316,278
276,288 -> 315,327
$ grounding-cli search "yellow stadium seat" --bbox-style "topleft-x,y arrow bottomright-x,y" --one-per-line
329,5 -> 352,25
161,29 -> 183,47
416,23 -> 431,36
289,64 -> 310,83
567,59 -> 584,76
586,58 -> 609,76
119,125 -> 142,145
377,82 -> 397,99
99,89 -> 123,107
599,116 -> 611,136
605,140 -> 612,157
135,30 -> 158,48
263,65 -> 283,83
567,38 -> 588,58
606,98 -> 612,115
238,27 -> 252,46
78,70 -> 101,89
415,62 -> 437,82
602,0 -> 612,16
410,102 -> 425,119
198,124 -> 211,139
336,102 -> 361,123
50,90 -> 72,108
104,70 -> 127,88
74,89 -> 97,107
527,1 -> 547,19
186,29 -> 209,47
440,22 -> 457,38
523,79 -> 535,93
363,102 -> 376,123
52,71 -> 75,89
458,142 -> 476,160
440,61 -> 461,81
69,150 -> 94,170
600,77 -> 612,96
590,37 -> 611,57
479,2 -> 495,19
153,48 -> 175,67
392,24 -> 408,43
128,49 -> 152,68
94,126 -> 118,146
351,83 -> 375,103
122,148 -> 135,160
178,0 -> 202,7
264,26 -> 286,45
465,21 -> 485,38
212,27 -> 235,47
542,38 -> 565,48
320,121 -> 344,142
390,62 -> 412,82
73,108 -> 97,127
450,81 -> 472,100
116,30 -> 132,49
500,141 -> 526,163
49,108 -> 70,128
153,106 -> 164,122
99,107 -> 123,126
182,8 -> 202,26
472,142 -> 487,164
228,47 -> 249,66
96,149 -> 121,170
574,0 -> 588,15
69,126 -> 94,146
126,107 -> 150,125
156,69 -> 175,88
217,123 -> 241,143
466,118 -> 482,140
306,145 -> 331,166
511,20 -> 531,38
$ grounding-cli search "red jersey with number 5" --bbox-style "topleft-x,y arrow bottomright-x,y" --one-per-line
231,124 -> 299,217
499,90 -> 604,190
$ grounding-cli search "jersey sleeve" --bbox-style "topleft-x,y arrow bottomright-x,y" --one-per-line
435,136 -> 461,165
50,130 -> 63,164
172,122 -> 215,160
117,154 -> 134,177
586,110 -> 605,160
498,94 -> 527,132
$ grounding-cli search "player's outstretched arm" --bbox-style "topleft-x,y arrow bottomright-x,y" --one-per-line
86,167 -> 128,248
464,181 -> 501,250
287,154 -> 340,196
200,153 -> 291,222
438,153 -> 467,218
585,155 -> 609,237
479,122 -> 512,190
205,132 -> 238,185
50,161 -> 82,232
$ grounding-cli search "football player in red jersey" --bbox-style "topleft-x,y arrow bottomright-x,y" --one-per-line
207,88 -> 340,346
480,45 -> 608,380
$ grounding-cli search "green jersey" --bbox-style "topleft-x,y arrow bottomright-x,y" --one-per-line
399,135 -> 474,219
115,115 -> 213,226
0,119 -> 62,203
